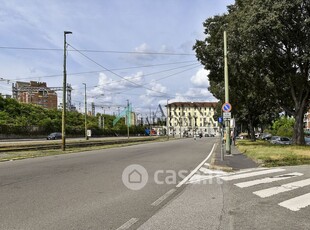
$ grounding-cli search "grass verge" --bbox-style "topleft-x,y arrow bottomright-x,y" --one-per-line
236,140 -> 310,167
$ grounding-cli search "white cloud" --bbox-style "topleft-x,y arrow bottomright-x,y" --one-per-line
139,81 -> 167,107
190,68 -> 210,88
90,71 -> 145,95
145,81 -> 167,97
185,88 -> 217,101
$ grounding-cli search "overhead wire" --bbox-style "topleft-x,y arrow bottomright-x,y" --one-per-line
67,43 -> 174,96
0,46 -> 195,56
90,62 -> 200,90
0,60 -> 197,83
114,64 -> 201,95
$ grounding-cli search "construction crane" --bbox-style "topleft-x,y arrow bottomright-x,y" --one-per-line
154,104 -> 166,124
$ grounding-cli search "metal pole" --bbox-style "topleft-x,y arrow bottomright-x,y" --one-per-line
83,83 -> 88,140
62,31 -> 72,151
127,99 -> 130,139
167,99 -> 169,140
224,31 -> 231,154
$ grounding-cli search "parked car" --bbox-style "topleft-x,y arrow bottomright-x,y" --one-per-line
47,132 -> 62,140
261,133 -> 272,140
270,136 -> 291,145
305,137 -> 310,145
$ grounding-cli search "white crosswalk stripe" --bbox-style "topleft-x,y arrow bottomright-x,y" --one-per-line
235,172 -> 303,188
253,178 -> 310,198
190,166 -> 310,212
220,168 -> 285,181
278,193 -> 310,211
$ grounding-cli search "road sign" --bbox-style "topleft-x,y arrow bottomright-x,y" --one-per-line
222,102 -> 232,112
223,112 -> 231,119
218,117 -> 223,123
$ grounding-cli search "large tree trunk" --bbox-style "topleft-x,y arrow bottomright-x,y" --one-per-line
292,107 -> 305,145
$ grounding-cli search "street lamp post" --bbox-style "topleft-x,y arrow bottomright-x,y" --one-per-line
62,31 -> 72,151
83,83 -> 88,140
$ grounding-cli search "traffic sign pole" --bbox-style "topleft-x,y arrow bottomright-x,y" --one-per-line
223,31 -> 231,155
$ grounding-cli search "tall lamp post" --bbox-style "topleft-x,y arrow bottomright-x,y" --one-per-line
83,83 -> 88,140
62,31 -> 72,151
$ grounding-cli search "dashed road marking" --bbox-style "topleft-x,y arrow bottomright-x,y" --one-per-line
116,218 -> 139,230
151,189 -> 176,206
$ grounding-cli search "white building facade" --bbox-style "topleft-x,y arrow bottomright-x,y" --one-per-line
304,110 -> 310,132
167,102 -> 219,137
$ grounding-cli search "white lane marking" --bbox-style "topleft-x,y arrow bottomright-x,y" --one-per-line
116,218 -> 139,230
199,167 -> 227,175
220,168 -> 286,181
151,189 -> 176,206
279,193 -> 310,211
253,178 -> 310,198
176,143 -> 216,187
235,172 -> 304,188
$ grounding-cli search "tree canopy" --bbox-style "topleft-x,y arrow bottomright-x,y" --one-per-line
0,97 -> 133,137
194,0 -> 310,144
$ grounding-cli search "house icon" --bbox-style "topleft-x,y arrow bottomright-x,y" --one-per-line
128,169 -> 143,184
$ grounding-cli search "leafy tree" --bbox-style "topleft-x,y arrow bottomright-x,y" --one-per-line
194,0 -> 310,144
271,116 -> 295,137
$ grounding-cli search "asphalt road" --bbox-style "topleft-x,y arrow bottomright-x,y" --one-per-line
0,137 -> 217,230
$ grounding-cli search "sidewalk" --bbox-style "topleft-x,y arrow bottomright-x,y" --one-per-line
211,141 -> 258,170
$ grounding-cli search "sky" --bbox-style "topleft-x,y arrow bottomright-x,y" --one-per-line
0,0 -> 235,118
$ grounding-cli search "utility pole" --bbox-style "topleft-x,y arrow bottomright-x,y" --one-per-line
224,31 -> 231,154
62,31 -> 72,151
127,99 -> 130,139
166,99 -> 169,140
83,83 -> 88,140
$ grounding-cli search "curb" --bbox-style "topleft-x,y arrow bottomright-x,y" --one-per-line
209,163 -> 234,172
209,141 -> 234,172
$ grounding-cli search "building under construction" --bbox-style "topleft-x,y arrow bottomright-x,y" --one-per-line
12,81 -> 57,109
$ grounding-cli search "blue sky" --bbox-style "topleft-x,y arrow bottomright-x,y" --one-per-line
0,0 -> 234,116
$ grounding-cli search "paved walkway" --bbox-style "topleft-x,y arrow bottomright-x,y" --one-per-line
212,140 -> 258,170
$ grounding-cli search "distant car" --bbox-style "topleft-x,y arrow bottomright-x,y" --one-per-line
271,136 -> 291,145
47,132 -> 62,140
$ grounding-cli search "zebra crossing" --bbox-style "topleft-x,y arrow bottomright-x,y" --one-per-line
187,164 -> 310,212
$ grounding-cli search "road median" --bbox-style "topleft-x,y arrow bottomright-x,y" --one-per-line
0,136 -> 167,162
